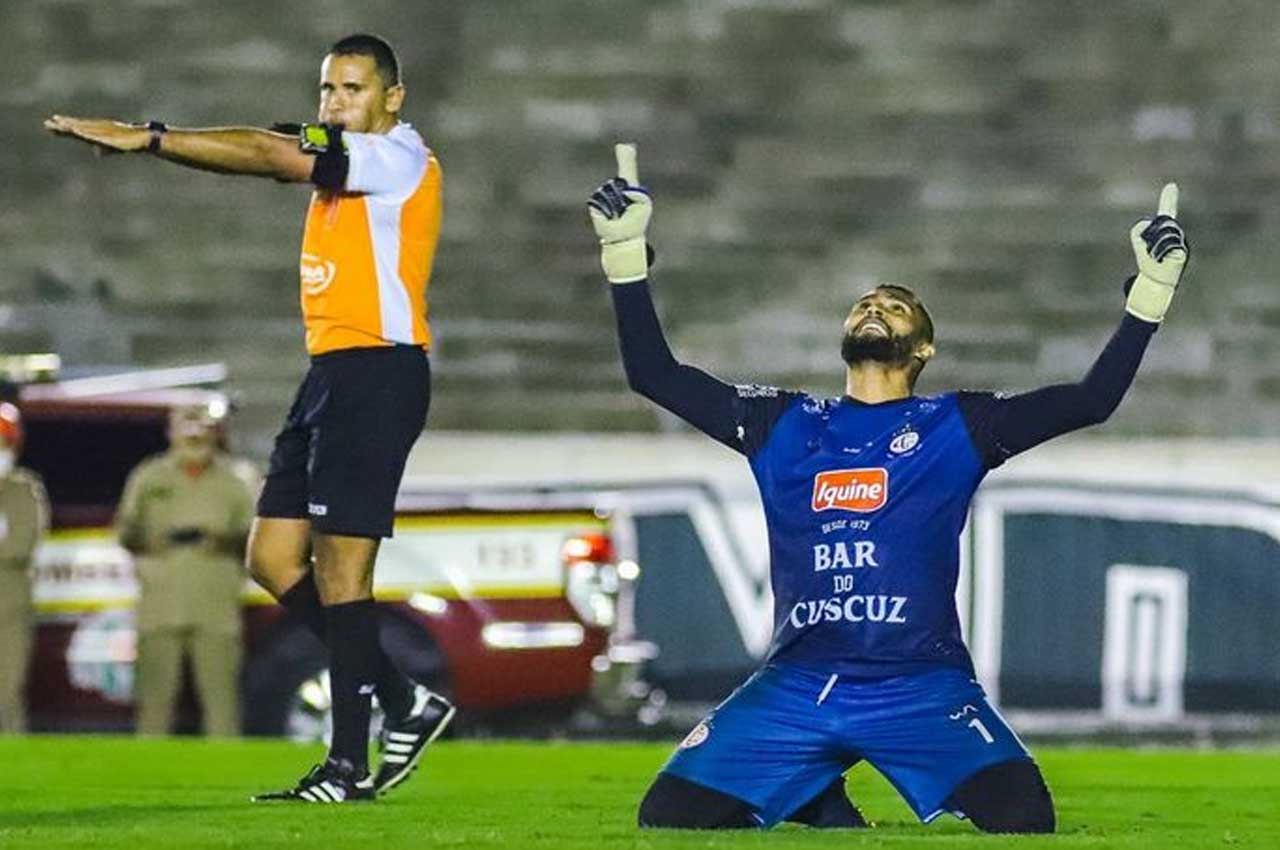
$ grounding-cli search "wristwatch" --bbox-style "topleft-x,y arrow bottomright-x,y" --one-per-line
146,120 -> 167,154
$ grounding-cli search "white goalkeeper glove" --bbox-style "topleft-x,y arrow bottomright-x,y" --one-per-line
587,143 -> 652,283
1125,182 -> 1190,323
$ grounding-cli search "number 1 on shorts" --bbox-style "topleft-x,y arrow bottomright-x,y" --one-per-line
968,717 -> 995,744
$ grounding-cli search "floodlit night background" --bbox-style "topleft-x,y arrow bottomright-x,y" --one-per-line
4,0 -> 1280,741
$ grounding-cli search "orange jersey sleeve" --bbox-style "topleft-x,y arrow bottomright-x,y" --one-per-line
299,123 -> 442,355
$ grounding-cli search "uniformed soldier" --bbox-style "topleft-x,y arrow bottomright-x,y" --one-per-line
0,403 -> 48,733
116,403 -> 256,736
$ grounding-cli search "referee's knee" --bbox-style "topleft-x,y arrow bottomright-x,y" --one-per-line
245,517 -> 310,598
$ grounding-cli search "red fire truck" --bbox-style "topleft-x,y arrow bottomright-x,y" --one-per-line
13,359 -> 650,736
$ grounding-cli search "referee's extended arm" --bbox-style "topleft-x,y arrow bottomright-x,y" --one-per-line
43,115 -> 315,182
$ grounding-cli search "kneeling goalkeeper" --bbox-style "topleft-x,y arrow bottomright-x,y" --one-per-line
588,146 -> 1189,833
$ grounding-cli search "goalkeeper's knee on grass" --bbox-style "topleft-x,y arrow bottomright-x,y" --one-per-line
637,773 -> 758,829
946,758 -> 1056,834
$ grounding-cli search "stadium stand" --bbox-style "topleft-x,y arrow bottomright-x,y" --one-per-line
6,0 -> 1280,452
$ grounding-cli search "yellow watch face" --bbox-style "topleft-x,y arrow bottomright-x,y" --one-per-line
300,124 -> 342,153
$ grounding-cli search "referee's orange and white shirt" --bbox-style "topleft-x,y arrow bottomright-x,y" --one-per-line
298,122 -> 442,356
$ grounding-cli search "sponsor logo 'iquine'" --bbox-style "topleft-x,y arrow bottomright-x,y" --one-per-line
811,468 -> 888,513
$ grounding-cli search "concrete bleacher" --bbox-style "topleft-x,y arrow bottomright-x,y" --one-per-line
6,0 -> 1280,454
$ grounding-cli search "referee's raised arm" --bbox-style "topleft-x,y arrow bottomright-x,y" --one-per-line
43,115 -> 315,182
43,41 -> 409,185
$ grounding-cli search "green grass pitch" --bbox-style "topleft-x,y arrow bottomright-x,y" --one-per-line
0,737 -> 1276,849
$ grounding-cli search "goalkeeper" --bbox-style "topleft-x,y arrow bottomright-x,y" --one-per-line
588,146 -> 1188,833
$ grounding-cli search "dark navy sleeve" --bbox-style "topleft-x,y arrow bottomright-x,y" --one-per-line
610,280 -> 802,456
958,314 -> 1158,469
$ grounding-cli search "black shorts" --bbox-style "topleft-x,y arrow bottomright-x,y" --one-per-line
257,345 -> 430,538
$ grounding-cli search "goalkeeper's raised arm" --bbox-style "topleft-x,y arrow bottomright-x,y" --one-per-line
958,182 -> 1191,468
588,144 -> 804,454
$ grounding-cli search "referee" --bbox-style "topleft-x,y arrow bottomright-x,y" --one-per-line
46,34 -> 454,802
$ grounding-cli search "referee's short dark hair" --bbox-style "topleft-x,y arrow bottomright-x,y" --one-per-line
329,33 -> 401,89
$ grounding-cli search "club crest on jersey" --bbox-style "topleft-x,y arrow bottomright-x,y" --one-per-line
811,468 -> 888,513
889,428 -> 920,455
679,721 -> 710,749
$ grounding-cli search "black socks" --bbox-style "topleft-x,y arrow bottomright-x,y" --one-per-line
325,599 -> 381,771
278,573 -> 415,725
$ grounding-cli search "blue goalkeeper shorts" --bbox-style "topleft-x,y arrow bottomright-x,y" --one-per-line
661,663 -> 1031,827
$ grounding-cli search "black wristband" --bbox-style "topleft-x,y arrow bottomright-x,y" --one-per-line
301,124 -> 349,190
146,121 -> 167,154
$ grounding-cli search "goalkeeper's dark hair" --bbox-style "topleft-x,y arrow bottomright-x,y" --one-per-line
329,33 -> 401,89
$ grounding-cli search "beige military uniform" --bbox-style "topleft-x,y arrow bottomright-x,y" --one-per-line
0,468 -> 48,733
116,452 -> 255,736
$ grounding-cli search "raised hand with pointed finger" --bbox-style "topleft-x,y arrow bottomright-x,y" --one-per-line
1126,182 -> 1190,323
587,143 -> 653,283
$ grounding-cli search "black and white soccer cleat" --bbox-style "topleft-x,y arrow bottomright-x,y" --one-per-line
252,757 -> 376,803
373,685 -> 455,794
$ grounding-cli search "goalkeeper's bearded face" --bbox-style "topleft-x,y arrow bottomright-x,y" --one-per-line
840,285 -> 935,374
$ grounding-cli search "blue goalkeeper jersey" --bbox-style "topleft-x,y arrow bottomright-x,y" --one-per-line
744,391 -> 981,676
609,280 -> 1156,679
